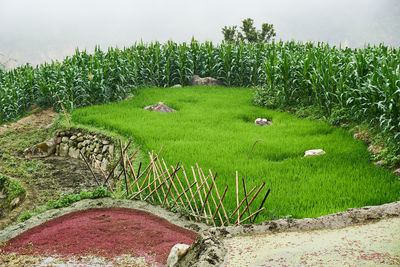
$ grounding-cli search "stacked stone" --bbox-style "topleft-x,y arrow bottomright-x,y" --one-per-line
55,130 -> 115,171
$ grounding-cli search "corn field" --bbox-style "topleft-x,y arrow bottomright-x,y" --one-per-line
1,40 -> 399,153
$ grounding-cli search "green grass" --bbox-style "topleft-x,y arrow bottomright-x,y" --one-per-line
72,86 -> 400,222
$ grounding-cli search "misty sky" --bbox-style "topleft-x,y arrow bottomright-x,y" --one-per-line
1,0 -> 399,67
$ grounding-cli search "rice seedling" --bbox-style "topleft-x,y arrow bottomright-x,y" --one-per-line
71,86 -> 400,222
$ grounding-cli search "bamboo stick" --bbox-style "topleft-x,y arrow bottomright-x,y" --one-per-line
162,159 -> 184,206
170,182 -> 197,209
234,182 -> 265,224
147,151 -> 155,203
172,167 -> 192,211
199,167 -> 222,226
79,150 -> 100,186
131,178 -> 158,199
182,166 -> 200,219
187,172 -> 210,208
159,160 -> 178,203
200,172 -> 216,215
151,155 -> 170,206
119,139 -> 129,196
94,159 -> 114,195
236,207 -> 265,225
236,171 -> 239,225
225,185 -> 257,225
242,177 -> 251,218
56,93 -> 71,125
212,185 -> 228,221
148,153 -> 164,205
208,169 -> 229,224
126,154 -> 141,198
103,140 -> 133,186
136,145 -> 164,179
197,165 -> 214,226
192,166 -> 208,224
144,169 -> 172,201
157,158 -> 177,203
162,163 -> 180,207
251,188 -> 271,223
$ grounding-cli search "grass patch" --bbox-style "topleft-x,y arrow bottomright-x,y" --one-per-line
71,86 -> 400,222
17,187 -> 111,223
0,174 -> 26,207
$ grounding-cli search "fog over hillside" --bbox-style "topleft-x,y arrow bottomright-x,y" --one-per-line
1,0 -> 399,68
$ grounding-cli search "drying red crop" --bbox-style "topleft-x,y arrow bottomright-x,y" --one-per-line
1,208 -> 197,265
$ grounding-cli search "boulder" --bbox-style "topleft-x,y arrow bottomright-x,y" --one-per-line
167,244 -> 190,267
176,232 -> 227,267
68,147 -> 80,159
254,118 -> 272,126
353,130 -> 371,144
368,145 -> 383,154
304,149 -> 326,157
374,160 -> 385,167
188,75 -> 225,86
394,168 -> 400,176
172,84 -> 182,88
23,138 -> 56,158
10,197 -> 21,209
144,102 -> 175,113
101,158 -> 109,171
59,143 -> 69,157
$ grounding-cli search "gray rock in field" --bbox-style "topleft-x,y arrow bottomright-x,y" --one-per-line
68,147 -> 80,159
304,149 -> 326,157
23,138 -> 56,158
188,75 -> 225,86
10,196 -> 21,209
101,158 -> 109,171
144,102 -> 175,113
177,232 -> 226,267
167,243 -> 190,267
374,160 -> 385,167
254,118 -> 272,126
394,168 -> 400,176
59,143 -> 69,157
172,84 -> 182,88
368,145 -> 383,154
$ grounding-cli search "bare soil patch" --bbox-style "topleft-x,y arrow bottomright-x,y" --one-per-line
0,109 -> 57,134
0,109 -> 100,229
1,207 -> 197,266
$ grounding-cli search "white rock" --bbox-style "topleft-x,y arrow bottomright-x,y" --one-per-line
304,149 -> 326,157
254,118 -> 272,126
166,243 -> 190,267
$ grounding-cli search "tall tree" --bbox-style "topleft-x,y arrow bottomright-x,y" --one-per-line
222,18 -> 276,43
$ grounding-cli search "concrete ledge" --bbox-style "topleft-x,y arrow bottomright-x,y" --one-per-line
208,201 -> 400,238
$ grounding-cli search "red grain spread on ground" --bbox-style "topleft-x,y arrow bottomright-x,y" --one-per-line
1,208 -> 197,265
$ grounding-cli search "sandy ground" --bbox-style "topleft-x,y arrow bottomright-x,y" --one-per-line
223,217 -> 400,266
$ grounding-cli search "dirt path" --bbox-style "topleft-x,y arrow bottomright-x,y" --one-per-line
0,109 -> 57,134
223,217 -> 400,266
0,109 -> 101,230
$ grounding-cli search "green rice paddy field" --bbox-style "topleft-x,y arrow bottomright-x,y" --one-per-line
72,86 -> 400,222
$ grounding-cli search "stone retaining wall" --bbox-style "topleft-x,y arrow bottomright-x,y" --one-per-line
54,130 -> 115,171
